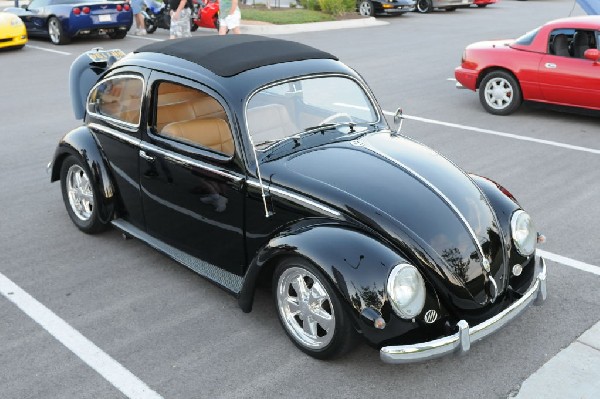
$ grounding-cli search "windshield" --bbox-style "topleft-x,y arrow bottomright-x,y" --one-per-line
246,76 -> 378,150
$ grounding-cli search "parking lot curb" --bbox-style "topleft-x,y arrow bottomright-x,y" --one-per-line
240,17 -> 387,35
510,320 -> 600,398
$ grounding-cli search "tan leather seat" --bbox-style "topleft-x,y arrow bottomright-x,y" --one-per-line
156,101 -> 196,131
161,118 -> 234,156
192,96 -> 227,120
246,104 -> 298,145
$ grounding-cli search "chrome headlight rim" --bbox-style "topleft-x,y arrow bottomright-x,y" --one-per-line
386,263 -> 426,320
510,209 -> 536,256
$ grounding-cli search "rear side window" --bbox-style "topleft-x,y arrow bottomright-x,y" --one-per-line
514,27 -> 540,46
87,76 -> 144,125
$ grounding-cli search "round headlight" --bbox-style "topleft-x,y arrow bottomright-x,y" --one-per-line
386,264 -> 426,319
511,210 -> 536,256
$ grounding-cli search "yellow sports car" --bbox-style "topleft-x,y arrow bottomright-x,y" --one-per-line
0,11 -> 27,50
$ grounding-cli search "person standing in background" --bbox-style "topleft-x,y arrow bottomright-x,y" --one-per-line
127,0 -> 146,35
169,0 -> 192,39
218,0 -> 241,35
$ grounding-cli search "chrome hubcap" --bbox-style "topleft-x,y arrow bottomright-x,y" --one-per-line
359,2 -> 371,15
49,19 -> 60,43
277,267 -> 335,349
66,164 -> 94,221
484,77 -> 513,110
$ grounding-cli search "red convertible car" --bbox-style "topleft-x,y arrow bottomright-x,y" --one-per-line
455,16 -> 600,115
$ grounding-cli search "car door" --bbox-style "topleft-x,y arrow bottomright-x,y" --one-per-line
139,74 -> 247,276
21,0 -> 50,34
538,28 -> 600,109
85,70 -> 146,229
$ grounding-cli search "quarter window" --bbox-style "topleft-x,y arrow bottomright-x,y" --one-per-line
87,76 -> 143,125
153,82 -> 234,156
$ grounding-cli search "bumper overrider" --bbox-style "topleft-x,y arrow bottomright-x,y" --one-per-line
380,256 -> 547,364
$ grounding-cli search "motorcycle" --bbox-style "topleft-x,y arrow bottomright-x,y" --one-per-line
142,0 -> 171,34
191,0 -> 219,31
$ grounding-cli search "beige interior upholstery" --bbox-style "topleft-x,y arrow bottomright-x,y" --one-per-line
246,104 -> 298,144
156,101 -> 196,131
192,97 -> 227,120
161,118 -> 234,156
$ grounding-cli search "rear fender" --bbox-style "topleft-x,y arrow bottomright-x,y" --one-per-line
50,126 -> 116,224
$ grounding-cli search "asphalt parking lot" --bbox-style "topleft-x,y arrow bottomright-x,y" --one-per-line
1,1 -> 599,398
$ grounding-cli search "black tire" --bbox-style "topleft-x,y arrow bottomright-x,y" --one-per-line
477,3 -> 487,7
446,6 -> 457,11
273,257 -> 356,360
145,18 -> 158,33
478,70 -> 523,115
60,155 -> 108,234
108,30 -> 127,39
214,14 -> 219,30
47,16 -> 70,45
415,0 -> 433,13
358,0 -> 375,17
190,21 -> 199,32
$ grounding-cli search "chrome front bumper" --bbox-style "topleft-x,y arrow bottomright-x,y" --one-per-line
380,257 -> 547,364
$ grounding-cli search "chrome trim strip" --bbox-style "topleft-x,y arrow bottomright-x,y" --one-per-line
380,257 -> 547,364
90,123 -> 244,183
246,180 -> 341,218
356,139 -> 488,267
89,123 -> 140,147
140,142 -> 245,183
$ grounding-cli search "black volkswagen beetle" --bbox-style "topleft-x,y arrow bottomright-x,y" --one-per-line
49,35 -> 547,363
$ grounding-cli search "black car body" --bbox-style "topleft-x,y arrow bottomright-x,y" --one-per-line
50,35 -> 546,363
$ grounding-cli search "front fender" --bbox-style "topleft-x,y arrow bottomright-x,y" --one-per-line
50,125 -> 116,224
238,221 -> 446,346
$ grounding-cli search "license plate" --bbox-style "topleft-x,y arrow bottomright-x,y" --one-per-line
99,14 -> 112,22
86,49 -> 127,63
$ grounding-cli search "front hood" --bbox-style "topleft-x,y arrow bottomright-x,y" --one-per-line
263,133 -> 507,309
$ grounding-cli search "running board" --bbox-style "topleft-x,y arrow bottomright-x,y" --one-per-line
111,219 -> 243,294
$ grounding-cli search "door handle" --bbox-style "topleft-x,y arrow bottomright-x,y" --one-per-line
139,150 -> 155,162
545,63 -> 557,69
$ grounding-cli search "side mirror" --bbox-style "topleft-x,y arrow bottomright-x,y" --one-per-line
584,48 -> 600,63
21,4 -> 28,9
393,107 -> 403,135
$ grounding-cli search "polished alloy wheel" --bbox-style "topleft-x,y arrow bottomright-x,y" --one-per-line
417,0 -> 432,12
359,1 -> 373,16
48,19 -> 61,44
483,77 -> 514,110
66,164 -> 94,221
276,266 -> 335,349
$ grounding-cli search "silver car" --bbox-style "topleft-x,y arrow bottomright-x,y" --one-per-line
415,0 -> 474,12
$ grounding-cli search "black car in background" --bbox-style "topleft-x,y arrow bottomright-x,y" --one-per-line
50,35 -> 546,362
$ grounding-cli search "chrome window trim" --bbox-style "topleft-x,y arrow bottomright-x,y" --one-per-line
140,142 -> 244,183
89,123 -> 244,183
243,73 -> 382,218
86,74 -> 145,130
247,179 -> 341,218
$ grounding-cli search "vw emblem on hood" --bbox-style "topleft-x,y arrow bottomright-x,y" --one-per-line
424,310 -> 437,324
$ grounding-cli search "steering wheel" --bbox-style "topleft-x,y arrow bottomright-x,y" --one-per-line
319,112 -> 353,126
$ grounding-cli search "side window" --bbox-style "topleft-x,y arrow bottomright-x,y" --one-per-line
153,81 -> 234,157
548,29 -> 575,57
87,76 -> 143,125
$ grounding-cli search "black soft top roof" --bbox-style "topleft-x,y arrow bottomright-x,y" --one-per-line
135,35 -> 338,77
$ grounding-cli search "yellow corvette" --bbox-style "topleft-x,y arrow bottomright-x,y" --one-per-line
0,11 -> 27,50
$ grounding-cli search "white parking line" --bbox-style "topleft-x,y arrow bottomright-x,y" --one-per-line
127,35 -> 164,42
0,271 -> 164,399
381,110 -> 600,155
25,45 -> 71,55
537,249 -> 600,276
